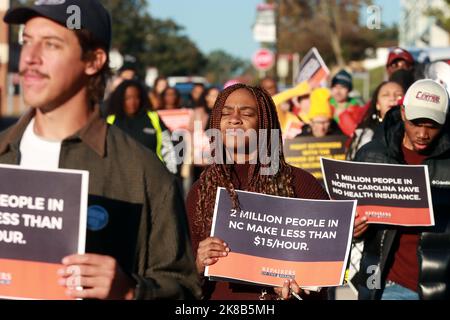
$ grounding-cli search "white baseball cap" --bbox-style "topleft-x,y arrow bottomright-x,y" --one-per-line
403,79 -> 449,125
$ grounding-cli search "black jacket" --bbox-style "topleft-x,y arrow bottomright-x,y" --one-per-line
352,107 -> 450,300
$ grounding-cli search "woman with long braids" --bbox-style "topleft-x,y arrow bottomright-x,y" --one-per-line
186,83 -> 329,300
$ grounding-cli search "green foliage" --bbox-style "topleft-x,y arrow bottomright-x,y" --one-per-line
273,0 -> 399,68
9,0 -> 208,77
426,0 -> 450,31
203,50 -> 250,86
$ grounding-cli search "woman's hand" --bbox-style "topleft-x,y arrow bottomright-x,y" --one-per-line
274,279 -> 308,300
196,237 -> 229,274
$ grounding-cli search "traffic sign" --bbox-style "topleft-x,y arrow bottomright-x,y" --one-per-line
252,49 -> 275,71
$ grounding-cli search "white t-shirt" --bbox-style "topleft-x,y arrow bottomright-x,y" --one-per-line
19,118 -> 62,170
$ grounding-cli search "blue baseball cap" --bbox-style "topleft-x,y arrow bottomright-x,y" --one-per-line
4,0 -> 112,50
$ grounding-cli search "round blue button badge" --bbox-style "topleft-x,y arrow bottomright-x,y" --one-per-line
87,205 -> 109,231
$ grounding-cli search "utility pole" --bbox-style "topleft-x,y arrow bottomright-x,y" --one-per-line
0,0 -> 10,117
274,0 -> 280,83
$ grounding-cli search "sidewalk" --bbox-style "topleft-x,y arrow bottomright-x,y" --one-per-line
335,285 -> 358,300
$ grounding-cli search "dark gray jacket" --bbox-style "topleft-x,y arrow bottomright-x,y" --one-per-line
353,107 -> 450,300
0,107 -> 201,300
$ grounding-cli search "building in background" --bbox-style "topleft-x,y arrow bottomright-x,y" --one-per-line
400,0 -> 450,48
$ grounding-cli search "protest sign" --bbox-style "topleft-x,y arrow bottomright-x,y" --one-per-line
157,108 -> 194,132
0,164 -> 89,300
295,47 -> 330,87
205,188 -> 356,288
321,158 -> 434,226
284,135 -> 347,181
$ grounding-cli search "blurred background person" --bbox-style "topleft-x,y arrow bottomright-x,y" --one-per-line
389,69 -> 416,94
271,81 -> 312,139
149,76 -> 169,110
297,88 -> 341,138
160,87 -> 182,110
187,83 -> 206,108
386,47 -> 415,78
106,80 -> 178,174
260,76 -> 278,96
347,81 -> 404,160
193,87 -> 221,130
330,70 -> 365,137
191,87 -> 221,183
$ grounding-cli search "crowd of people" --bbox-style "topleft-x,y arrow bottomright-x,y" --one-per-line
1,0 -> 450,300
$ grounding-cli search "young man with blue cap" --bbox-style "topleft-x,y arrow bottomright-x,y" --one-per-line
0,0 -> 200,300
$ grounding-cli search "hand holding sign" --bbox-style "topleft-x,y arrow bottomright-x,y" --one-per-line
273,279 -> 306,300
196,237 -> 230,274
58,253 -> 136,300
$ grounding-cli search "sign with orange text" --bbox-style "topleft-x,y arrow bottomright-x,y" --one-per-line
205,188 -> 356,288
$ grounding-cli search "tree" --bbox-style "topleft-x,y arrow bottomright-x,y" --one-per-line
10,0 -> 206,77
427,0 -> 450,31
104,0 -> 206,77
203,50 -> 250,86
274,0 -> 374,67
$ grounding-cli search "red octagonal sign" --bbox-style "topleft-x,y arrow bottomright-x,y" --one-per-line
252,49 -> 275,71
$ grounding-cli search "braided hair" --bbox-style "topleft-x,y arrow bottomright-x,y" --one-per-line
193,83 -> 295,240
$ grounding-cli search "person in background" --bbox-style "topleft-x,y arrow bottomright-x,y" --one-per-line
109,65 -> 138,93
106,80 -> 178,174
160,87 -> 182,110
389,69 -> 415,94
353,79 -> 450,300
271,81 -> 312,139
191,87 -> 221,182
149,76 -> 168,110
347,81 -> 404,160
260,76 -> 278,96
386,47 -> 415,78
194,87 -> 221,130
187,83 -> 206,108
297,88 -> 341,138
345,81 -> 404,294
329,70 -> 365,137
186,83 -> 329,300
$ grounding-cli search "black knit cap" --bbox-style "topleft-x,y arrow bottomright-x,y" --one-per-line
4,0 -> 112,50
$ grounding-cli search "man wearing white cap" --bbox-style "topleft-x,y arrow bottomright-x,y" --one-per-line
352,79 -> 450,300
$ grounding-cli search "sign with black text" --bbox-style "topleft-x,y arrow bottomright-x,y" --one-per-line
0,164 -> 89,300
321,158 -> 434,226
284,135 -> 347,181
205,188 -> 356,288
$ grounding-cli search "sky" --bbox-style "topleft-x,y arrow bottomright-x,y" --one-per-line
149,0 -> 401,61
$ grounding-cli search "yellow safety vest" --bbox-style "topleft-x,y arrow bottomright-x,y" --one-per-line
107,111 -> 164,162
